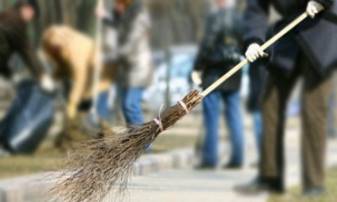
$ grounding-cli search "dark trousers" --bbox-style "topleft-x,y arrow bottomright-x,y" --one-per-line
260,55 -> 332,190
327,74 -> 337,137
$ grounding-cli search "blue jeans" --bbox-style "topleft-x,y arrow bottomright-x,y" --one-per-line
120,87 -> 145,125
202,90 -> 244,166
96,91 -> 112,121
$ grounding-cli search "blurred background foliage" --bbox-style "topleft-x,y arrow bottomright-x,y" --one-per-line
0,0 -> 214,49
0,0 -> 247,48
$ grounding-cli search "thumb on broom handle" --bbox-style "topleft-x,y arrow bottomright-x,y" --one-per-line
201,12 -> 309,97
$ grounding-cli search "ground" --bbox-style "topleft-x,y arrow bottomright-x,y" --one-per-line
101,134 -> 337,202
0,130 -> 198,179
101,115 -> 337,202
0,111 -> 202,179
268,168 -> 337,202
1,112 -> 337,202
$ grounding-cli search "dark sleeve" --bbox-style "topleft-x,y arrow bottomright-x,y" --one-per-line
233,13 -> 245,52
102,10 -> 119,27
193,14 -> 215,71
315,0 -> 334,8
19,40 -> 43,78
243,0 -> 270,47
200,14 -> 217,53
247,60 -> 267,111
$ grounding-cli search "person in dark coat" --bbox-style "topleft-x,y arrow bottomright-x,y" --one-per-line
0,0 -> 55,156
242,0 -> 337,195
0,0 -> 54,90
192,0 -> 245,169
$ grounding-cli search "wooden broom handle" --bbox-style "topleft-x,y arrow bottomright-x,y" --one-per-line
201,12 -> 309,97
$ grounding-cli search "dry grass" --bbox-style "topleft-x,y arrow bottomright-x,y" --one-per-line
0,143 -> 63,179
0,133 -> 197,180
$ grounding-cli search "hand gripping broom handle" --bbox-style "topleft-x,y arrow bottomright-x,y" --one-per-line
201,12 -> 309,97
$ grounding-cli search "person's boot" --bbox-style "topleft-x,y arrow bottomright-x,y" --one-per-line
303,186 -> 325,197
195,162 -> 217,170
235,176 -> 285,195
223,161 -> 242,170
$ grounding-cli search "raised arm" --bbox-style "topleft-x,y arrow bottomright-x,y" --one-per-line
243,0 -> 270,63
243,0 -> 270,45
19,40 -> 43,78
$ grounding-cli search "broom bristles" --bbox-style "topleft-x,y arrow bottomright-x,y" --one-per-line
52,90 -> 203,202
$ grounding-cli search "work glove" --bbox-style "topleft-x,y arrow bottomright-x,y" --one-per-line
39,74 -> 56,93
191,71 -> 202,86
306,1 -> 324,18
245,43 -> 268,63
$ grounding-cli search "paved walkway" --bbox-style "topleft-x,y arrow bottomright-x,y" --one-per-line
104,121 -> 337,202
1,115 -> 336,202
122,169 -> 265,202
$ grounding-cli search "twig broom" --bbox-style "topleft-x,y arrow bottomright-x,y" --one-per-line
53,13 -> 309,202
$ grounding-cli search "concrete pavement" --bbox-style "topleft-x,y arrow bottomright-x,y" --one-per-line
103,121 -> 337,202
122,169 -> 266,202
1,116 -> 337,202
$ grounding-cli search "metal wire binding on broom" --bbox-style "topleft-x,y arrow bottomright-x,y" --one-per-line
153,100 -> 190,132
153,105 -> 165,132
178,100 -> 190,114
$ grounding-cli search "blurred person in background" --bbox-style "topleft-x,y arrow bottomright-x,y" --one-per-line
41,25 -> 116,121
0,0 -> 53,90
41,25 -> 118,148
0,0 -> 54,155
191,0 -> 245,169
243,0 -> 337,195
96,0 -> 153,126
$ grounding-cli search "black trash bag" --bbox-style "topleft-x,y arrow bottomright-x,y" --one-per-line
0,80 -> 55,154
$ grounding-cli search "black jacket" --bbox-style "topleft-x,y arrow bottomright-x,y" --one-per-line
244,0 -> 337,76
194,8 -> 244,91
0,7 -> 42,78
247,60 -> 268,112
